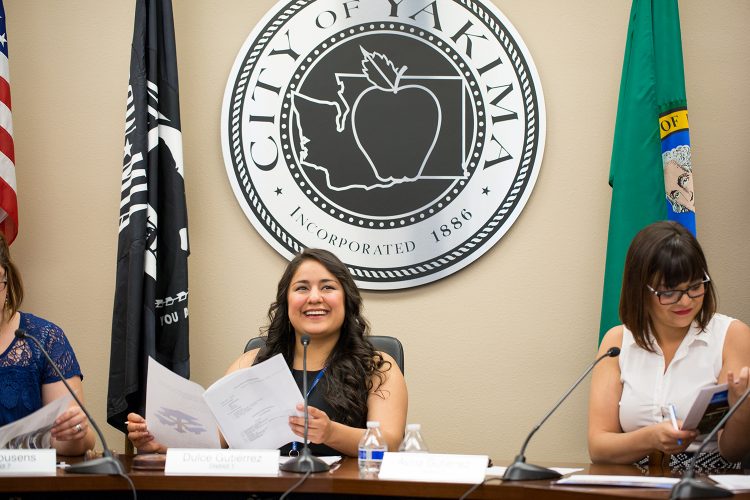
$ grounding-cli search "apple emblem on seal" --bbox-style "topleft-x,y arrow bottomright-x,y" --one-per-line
352,48 -> 442,183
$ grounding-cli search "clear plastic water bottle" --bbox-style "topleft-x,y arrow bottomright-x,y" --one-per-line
358,421 -> 388,478
398,423 -> 429,453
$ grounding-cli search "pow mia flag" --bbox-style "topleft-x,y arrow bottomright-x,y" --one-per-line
107,0 -> 189,433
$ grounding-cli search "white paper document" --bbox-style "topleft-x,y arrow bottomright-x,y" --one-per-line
146,357 -> 221,449
708,475 -> 750,492
146,354 -> 304,450
279,455 -> 341,466
203,354 -> 303,450
0,394 -> 72,449
486,466 -> 582,478
555,474 -> 679,489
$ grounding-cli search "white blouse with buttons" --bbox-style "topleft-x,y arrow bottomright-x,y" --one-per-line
618,313 -> 733,452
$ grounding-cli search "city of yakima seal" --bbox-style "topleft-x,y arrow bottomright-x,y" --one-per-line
221,0 -> 545,289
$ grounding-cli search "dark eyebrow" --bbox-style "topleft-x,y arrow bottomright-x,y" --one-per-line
660,278 -> 704,289
292,278 -> 338,286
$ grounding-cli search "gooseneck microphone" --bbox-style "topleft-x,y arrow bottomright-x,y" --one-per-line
280,333 -> 329,473
15,329 -> 124,475
669,384 -> 750,499
503,346 -> 621,481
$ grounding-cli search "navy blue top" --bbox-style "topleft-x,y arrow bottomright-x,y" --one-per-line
279,368 -> 366,457
0,312 -> 82,426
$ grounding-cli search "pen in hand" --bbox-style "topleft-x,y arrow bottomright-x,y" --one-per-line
667,404 -> 682,446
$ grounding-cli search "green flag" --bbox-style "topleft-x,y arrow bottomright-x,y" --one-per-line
599,0 -> 696,342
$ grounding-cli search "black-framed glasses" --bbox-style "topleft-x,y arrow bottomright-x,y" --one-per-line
646,273 -> 711,305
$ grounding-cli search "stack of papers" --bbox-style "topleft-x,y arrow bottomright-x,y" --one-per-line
486,466 -> 582,478
708,475 -> 750,492
279,456 -> 341,466
555,475 -> 679,489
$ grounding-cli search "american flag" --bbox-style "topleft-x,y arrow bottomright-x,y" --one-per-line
0,0 -> 16,245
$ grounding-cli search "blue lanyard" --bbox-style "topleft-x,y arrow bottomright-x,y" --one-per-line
291,367 -> 327,453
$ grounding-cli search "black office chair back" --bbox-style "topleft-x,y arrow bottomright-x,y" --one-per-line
244,335 -> 404,374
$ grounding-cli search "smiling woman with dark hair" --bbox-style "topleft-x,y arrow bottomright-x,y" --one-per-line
588,221 -> 750,469
251,248 -> 402,456
128,248 -> 407,456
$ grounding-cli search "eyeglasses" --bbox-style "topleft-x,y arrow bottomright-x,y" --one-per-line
646,273 -> 711,305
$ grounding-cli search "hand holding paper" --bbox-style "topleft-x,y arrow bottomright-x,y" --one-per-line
146,354 -> 303,450
203,354 -> 302,449
0,394 -> 72,449
146,357 -> 221,449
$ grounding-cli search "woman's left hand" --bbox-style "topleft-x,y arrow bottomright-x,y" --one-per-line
51,406 -> 88,442
289,404 -> 333,444
727,366 -> 750,403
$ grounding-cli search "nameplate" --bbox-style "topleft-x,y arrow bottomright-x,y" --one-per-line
165,449 -> 280,476
378,452 -> 488,484
0,449 -> 56,475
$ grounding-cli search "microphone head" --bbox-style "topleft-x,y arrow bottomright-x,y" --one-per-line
606,347 -> 621,357
300,334 -> 311,346
14,329 -> 26,339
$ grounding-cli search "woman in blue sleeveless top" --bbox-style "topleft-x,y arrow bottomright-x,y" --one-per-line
128,248 -> 407,456
0,233 -> 94,455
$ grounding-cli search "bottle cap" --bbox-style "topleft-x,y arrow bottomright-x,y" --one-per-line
366,421 -> 381,428
406,423 -> 421,431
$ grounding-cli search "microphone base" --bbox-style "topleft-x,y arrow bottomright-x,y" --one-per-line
280,448 -> 330,473
66,456 -> 124,475
670,476 -> 733,499
502,457 -> 562,481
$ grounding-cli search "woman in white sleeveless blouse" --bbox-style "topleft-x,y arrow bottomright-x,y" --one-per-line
588,221 -> 750,466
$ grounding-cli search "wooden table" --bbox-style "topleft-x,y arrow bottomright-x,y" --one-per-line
0,456 -> 747,499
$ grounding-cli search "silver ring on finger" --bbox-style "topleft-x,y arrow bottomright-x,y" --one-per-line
75,423 -> 83,433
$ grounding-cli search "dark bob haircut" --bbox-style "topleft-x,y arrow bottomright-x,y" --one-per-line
619,221 -> 716,351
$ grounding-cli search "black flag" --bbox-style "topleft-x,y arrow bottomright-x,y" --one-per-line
107,0 -> 189,433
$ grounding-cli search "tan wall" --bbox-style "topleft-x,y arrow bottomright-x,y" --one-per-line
6,0 -> 750,463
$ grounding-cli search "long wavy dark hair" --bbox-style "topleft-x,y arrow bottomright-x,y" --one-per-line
253,248 -> 389,427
